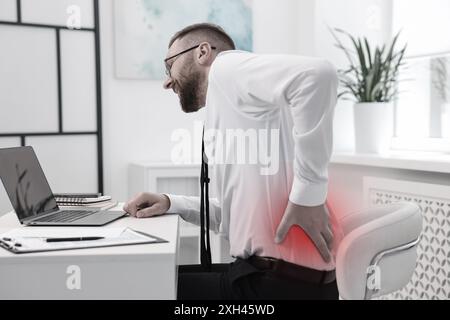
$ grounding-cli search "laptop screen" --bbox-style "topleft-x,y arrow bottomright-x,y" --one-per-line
0,147 -> 58,220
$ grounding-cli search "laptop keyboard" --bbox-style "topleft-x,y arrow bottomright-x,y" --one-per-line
34,210 -> 98,223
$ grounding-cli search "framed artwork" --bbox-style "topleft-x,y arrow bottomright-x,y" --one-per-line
113,0 -> 253,80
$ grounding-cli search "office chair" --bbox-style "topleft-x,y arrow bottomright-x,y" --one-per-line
336,202 -> 422,300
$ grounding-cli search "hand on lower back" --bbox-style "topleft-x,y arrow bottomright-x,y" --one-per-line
275,201 -> 333,263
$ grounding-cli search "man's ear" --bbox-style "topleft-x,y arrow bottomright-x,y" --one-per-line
197,42 -> 214,66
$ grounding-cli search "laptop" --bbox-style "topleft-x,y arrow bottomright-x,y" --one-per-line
0,146 -> 126,226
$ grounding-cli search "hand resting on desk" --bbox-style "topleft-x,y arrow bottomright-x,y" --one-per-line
123,192 -> 170,218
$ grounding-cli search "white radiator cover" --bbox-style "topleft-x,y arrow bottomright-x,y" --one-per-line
363,177 -> 450,300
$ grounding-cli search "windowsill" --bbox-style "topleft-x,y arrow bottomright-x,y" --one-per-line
132,152 -> 450,174
331,150 -> 450,174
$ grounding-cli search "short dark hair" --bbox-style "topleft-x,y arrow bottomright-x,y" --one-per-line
168,23 -> 235,51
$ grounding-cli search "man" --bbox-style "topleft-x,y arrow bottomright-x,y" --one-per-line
124,23 -> 342,300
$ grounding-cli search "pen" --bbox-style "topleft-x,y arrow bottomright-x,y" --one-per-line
45,236 -> 104,242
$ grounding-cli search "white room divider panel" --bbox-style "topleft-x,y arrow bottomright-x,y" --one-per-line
21,0 -> 94,28
26,135 -> 98,193
0,0 -> 104,216
0,0 -> 17,22
0,25 -> 59,133
0,138 -> 21,214
60,29 -> 97,132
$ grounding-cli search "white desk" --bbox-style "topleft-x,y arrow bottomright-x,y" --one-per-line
0,206 -> 180,300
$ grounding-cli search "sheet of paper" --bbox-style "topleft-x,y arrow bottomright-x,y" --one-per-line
0,227 -> 164,253
1,227 -> 127,238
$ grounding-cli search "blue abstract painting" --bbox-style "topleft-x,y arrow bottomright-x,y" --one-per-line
114,0 -> 253,79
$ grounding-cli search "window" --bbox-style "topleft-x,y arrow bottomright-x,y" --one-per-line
392,53 -> 450,152
391,0 -> 450,153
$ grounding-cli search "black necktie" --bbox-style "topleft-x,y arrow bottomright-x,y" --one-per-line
200,128 -> 212,271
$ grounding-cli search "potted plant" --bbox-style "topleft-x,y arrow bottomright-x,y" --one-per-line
431,57 -> 450,138
331,28 -> 407,153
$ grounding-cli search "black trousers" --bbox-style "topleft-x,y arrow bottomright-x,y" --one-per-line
177,258 -> 339,300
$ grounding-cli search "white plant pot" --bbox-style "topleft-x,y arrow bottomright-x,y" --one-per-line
441,103 -> 450,139
353,102 -> 393,154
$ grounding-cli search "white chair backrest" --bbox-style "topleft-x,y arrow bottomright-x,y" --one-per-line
336,202 -> 422,300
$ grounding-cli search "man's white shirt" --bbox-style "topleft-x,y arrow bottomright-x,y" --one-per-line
167,50 -> 343,271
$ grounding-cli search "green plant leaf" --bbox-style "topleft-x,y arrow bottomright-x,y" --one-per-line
371,82 -> 384,101
356,38 -> 368,76
364,38 -> 373,69
330,27 -> 407,103
329,27 -> 358,70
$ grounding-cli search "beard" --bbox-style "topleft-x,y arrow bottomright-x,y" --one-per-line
177,67 -> 206,113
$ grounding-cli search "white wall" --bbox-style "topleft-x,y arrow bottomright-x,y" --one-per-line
100,0 -> 316,202
253,0 -> 315,55
314,0 -> 393,152
99,0 -> 208,202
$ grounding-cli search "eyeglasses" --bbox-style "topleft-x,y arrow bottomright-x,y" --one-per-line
164,44 -> 216,78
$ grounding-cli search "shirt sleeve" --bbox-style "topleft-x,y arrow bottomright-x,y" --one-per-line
216,53 -> 338,206
164,194 -> 222,233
